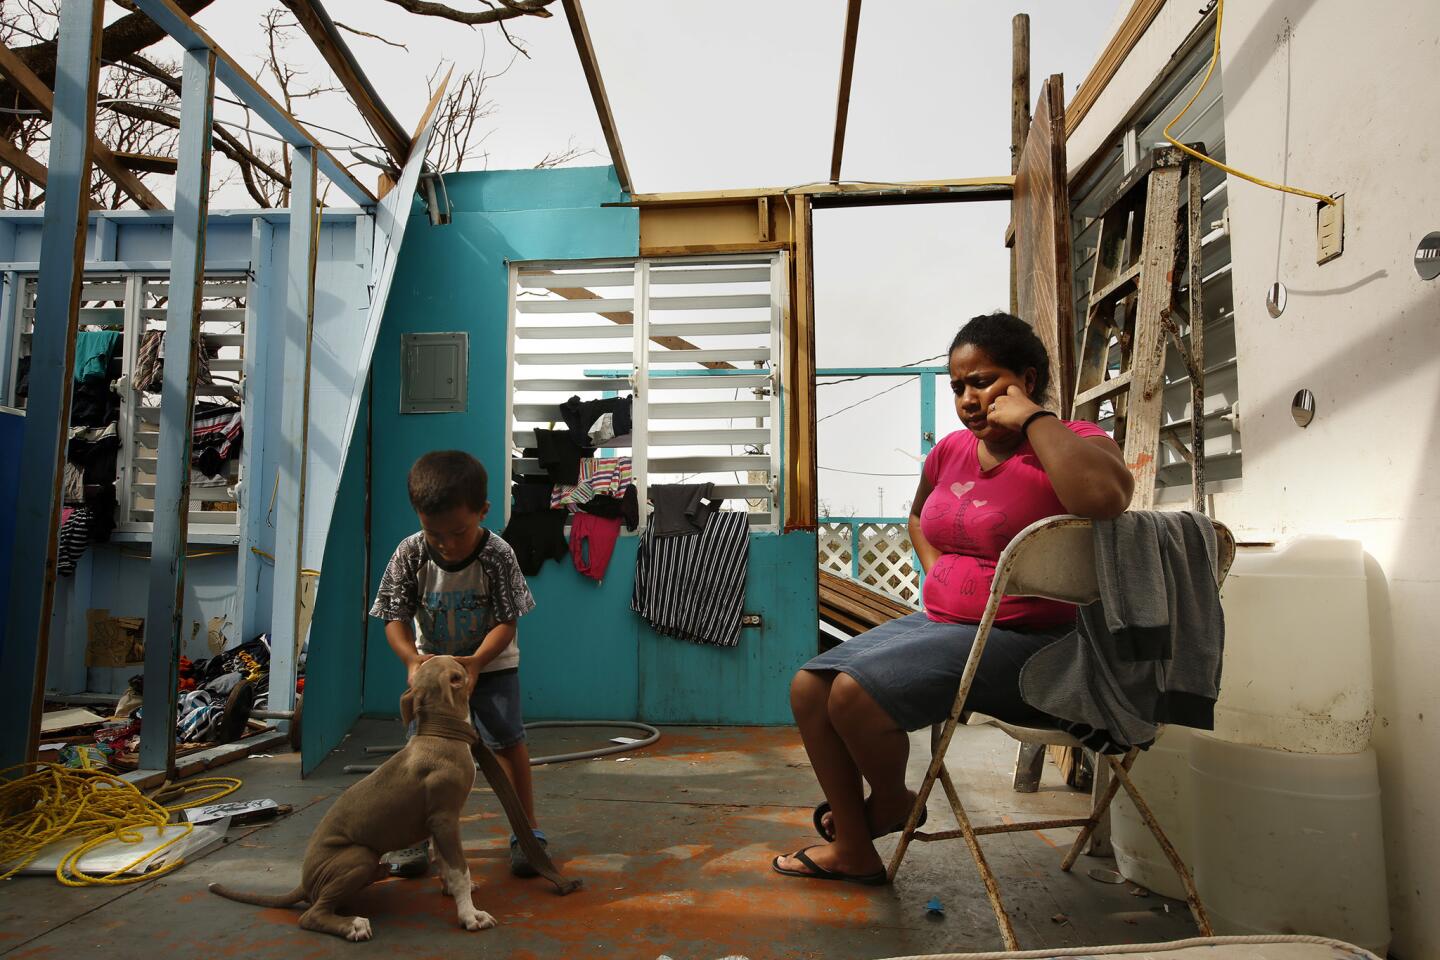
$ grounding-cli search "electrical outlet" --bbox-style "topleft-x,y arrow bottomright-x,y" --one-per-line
1317,194 -> 1344,264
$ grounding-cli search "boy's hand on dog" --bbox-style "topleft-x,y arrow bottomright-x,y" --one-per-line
406,654 -> 435,683
455,653 -> 485,687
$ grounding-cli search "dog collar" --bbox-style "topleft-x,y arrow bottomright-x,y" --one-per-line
416,715 -> 479,746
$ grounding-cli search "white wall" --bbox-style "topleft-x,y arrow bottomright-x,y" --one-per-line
1070,2 -> 1440,955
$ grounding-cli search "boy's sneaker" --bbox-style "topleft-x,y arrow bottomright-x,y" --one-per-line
382,845 -> 431,878
509,830 -> 547,878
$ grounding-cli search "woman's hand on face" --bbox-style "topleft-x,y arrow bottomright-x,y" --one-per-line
986,384 -> 1044,432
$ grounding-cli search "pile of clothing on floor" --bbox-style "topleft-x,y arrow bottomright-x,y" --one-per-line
109,635 -> 272,759
501,393 -> 749,648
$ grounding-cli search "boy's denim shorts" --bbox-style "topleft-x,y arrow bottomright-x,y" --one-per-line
407,668 -> 526,751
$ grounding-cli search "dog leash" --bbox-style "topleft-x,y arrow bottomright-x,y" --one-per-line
471,741 -> 582,895
414,716 -> 580,895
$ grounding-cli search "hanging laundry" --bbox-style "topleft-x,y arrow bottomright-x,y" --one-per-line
571,513 -> 622,582
578,485 -> 639,532
63,463 -> 85,505
57,507 -> 93,576
64,423 -> 119,541
69,378 -> 120,428
588,412 -> 626,447
132,329 -> 214,393
632,510 -> 749,647
526,428 -> 593,485
501,512 -> 569,577
73,330 -> 123,383
649,482 -> 721,538
550,456 -> 633,510
559,394 -> 632,442
191,403 -> 243,476
14,355 -> 29,401
504,477 -> 570,576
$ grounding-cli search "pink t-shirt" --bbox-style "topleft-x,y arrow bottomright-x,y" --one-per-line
920,420 -> 1109,629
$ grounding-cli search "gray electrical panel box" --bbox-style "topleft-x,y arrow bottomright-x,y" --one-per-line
400,332 -> 467,414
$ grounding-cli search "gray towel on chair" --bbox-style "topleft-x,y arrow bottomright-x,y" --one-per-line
1018,511 -> 1224,752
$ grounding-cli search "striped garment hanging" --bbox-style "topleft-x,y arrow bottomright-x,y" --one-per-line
57,508 -> 94,576
631,510 -> 749,648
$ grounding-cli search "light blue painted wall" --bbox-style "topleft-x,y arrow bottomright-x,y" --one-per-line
354,165 -> 818,725
0,211 -> 371,703
302,384 -> 370,775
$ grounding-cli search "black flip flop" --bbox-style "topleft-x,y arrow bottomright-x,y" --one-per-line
771,846 -> 888,886
812,800 -> 928,842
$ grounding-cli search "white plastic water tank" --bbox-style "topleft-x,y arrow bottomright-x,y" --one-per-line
1189,733 -> 1390,956
1111,726 -> 1193,901
1213,537 -> 1372,753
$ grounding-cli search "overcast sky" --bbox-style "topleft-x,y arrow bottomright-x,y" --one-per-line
154,0 -> 1124,516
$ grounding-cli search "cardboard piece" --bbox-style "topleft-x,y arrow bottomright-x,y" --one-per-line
39,707 -> 106,734
85,609 -> 144,667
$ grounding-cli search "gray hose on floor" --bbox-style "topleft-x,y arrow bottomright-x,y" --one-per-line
342,720 -> 661,774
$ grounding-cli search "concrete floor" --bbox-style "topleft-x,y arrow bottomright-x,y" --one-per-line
0,721 -> 1197,960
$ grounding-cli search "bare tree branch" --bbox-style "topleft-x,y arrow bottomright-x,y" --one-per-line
533,137 -> 597,169
378,0 -> 556,26
333,20 -> 409,51
1,0 -> 218,138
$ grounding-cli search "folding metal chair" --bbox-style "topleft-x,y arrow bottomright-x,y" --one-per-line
886,514 -> 1235,950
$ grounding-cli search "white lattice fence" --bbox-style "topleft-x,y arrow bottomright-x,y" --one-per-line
818,521 -> 921,608
818,523 -> 854,577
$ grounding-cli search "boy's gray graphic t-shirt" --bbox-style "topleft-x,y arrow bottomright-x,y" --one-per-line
369,529 -> 535,673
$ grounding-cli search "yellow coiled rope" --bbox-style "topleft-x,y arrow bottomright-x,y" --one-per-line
0,760 -> 241,886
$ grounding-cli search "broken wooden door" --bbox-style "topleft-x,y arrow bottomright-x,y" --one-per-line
1012,74 -> 1077,417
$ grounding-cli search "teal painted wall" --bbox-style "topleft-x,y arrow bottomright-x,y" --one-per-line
302,386 -> 370,774
324,164 -> 816,728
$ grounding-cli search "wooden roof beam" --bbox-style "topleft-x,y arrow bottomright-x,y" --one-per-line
128,0 -> 377,206
0,137 -> 48,188
0,39 -> 164,209
829,0 -> 862,184
113,151 -> 179,175
280,0 -> 411,166
615,176 -> 1015,209
561,0 -> 632,195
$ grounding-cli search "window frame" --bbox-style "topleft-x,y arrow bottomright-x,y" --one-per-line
506,252 -> 786,533
4,268 -> 252,545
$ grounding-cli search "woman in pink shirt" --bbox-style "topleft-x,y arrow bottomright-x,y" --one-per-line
774,312 -> 1133,886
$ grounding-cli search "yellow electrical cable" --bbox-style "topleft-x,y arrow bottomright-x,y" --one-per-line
1164,0 -> 1336,206
0,761 -> 241,887
248,545 -> 320,578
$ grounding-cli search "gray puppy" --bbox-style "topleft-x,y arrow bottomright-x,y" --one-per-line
210,656 -> 494,941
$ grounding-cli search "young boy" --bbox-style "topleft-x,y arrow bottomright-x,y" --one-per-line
369,449 -> 548,878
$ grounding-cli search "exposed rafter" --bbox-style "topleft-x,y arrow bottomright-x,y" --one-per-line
616,176 -> 1015,209
829,0 -> 862,184
280,0 -> 411,166
561,0 -> 632,195
0,137 -> 47,187
128,0 -> 377,207
0,39 -> 164,209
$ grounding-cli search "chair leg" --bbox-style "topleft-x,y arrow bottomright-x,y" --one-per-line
1086,752 -> 1113,856
937,762 -> 1020,950
1108,755 -> 1213,936
1061,748 -> 1137,871
887,722 -> 953,881
1012,742 -> 1046,793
